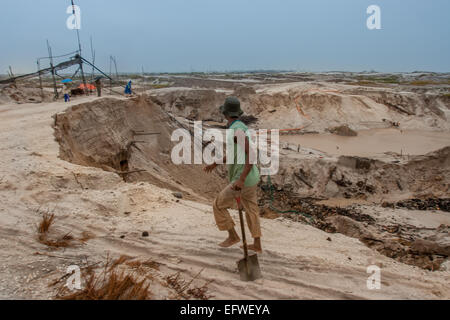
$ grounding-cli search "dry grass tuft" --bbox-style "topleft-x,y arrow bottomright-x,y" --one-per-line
108,255 -> 133,272
141,259 -> 161,270
36,211 -> 76,248
38,234 -> 72,248
165,272 -> 184,292
57,255 -> 152,300
164,269 -> 213,300
61,270 -> 151,300
38,212 -> 55,234
186,283 -> 212,300
126,259 -> 161,271
125,260 -> 143,269
55,254 -> 211,300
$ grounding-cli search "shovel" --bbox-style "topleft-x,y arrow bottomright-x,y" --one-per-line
235,197 -> 262,281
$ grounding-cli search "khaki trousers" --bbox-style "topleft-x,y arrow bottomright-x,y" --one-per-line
213,184 -> 261,238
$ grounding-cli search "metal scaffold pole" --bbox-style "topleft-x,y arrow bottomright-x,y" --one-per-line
71,0 -> 88,95
47,40 -> 58,100
109,56 -> 112,94
37,59 -> 44,98
90,36 -> 96,82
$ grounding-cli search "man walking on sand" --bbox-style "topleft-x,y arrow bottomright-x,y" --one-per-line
95,77 -> 102,97
62,84 -> 70,103
204,96 -> 262,253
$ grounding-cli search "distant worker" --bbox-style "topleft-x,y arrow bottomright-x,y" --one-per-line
62,84 -> 70,103
95,78 -> 102,97
124,80 -> 132,97
204,96 -> 262,253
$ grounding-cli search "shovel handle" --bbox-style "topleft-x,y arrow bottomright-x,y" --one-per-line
236,197 -> 248,259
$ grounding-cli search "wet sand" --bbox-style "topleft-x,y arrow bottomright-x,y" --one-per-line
281,128 -> 450,157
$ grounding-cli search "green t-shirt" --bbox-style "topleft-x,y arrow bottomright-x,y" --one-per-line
226,120 -> 260,187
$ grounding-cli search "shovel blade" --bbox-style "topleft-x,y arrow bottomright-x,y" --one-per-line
237,254 -> 262,281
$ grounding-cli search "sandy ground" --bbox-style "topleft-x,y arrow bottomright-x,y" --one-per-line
281,129 -> 450,158
0,95 -> 449,300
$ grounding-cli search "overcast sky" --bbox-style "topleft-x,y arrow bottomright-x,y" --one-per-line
1,0 -> 449,74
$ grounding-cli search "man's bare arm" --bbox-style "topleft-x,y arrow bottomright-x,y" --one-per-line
204,155 -> 226,173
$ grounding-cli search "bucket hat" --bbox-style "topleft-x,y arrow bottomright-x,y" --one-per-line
220,96 -> 244,117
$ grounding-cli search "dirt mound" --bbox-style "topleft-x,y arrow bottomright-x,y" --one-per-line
148,83 -> 450,133
53,95 -> 226,201
328,125 -> 357,136
0,83 -> 52,104
233,85 -> 256,97
270,146 -> 450,201
343,87 -> 449,119
149,89 -> 227,121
